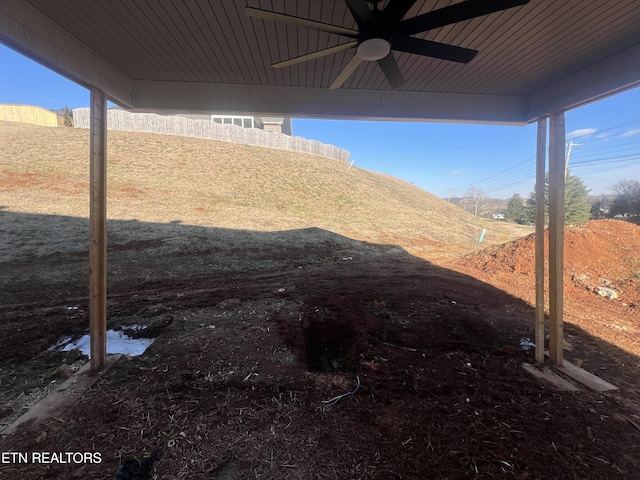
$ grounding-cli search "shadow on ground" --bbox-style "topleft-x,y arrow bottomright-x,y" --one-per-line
1,210 -> 639,479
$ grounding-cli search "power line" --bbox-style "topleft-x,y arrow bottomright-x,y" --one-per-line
446,118 -> 640,198
572,153 -> 640,168
453,156 -> 534,191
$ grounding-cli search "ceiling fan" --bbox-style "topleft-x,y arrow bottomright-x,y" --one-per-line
246,0 -> 529,90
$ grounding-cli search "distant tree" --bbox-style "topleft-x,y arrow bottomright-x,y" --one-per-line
527,171 -> 591,225
609,180 -> 640,218
505,193 -> 529,224
524,195 -> 536,224
465,187 -> 487,217
589,194 -> 608,220
63,106 -> 73,127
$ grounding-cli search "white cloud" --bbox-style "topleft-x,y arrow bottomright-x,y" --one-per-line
448,170 -> 464,176
594,131 -> 615,141
566,128 -> 597,140
619,127 -> 640,138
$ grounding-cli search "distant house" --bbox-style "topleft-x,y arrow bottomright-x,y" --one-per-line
260,117 -> 293,136
113,107 -> 293,136
492,213 -> 505,220
183,113 -> 293,136
209,115 -> 260,129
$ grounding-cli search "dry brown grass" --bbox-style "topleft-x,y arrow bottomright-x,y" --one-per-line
0,121 -> 532,261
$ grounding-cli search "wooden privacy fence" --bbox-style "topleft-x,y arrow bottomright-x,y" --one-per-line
0,104 -> 61,127
72,108 -> 350,163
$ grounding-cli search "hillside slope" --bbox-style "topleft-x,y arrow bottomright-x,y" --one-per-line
0,121 -> 530,258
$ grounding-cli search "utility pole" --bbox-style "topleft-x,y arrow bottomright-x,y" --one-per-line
445,188 -> 455,202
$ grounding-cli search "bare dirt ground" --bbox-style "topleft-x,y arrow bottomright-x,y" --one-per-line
0,122 -> 637,479
1,209 -> 639,479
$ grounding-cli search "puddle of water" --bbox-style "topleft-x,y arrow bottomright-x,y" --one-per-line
49,327 -> 155,356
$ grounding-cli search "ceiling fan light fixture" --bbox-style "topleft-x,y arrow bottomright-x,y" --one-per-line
357,38 -> 391,61
247,0 -> 531,89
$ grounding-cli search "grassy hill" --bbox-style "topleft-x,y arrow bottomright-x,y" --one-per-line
0,121 -> 531,260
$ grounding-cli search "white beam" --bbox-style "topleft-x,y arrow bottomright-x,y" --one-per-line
0,0 -> 134,107
525,42 -> 640,121
535,117 -> 547,364
132,81 -> 528,125
89,88 -> 107,372
548,112 -> 565,366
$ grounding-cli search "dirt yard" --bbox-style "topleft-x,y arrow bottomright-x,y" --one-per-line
0,208 -> 639,479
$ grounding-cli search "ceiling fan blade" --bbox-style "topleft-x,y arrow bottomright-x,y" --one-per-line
392,37 -> 478,63
345,0 -> 376,29
394,0 -> 530,37
329,54 -> 363,90
381,0 -> 419,28
272,42 -> 357,68
245,7 -> 358,37
377,53 -> 405,89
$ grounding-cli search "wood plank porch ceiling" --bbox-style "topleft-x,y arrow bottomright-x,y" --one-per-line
7,0 -> 640,122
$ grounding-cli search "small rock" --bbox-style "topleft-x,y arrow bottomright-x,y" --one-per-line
572,273 -> 592,289
62,349 -> 85,364
55,364 -> 73,379
595,287 -> 617,299
0,404 -> 13,417
217,298 -> 241,309
137,304 -> 169,316
360,360 -> 379,370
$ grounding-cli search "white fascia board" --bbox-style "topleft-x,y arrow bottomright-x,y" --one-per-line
132,81 -> 528,125
525,42 -> 640,122
0,0 -> 134,107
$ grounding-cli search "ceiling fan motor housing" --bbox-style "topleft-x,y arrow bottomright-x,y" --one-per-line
357,38 -> 391,61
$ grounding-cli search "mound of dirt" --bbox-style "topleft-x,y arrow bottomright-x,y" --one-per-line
455,219 -> 640,307
453,219 -> 640,361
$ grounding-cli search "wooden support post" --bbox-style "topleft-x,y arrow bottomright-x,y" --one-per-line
548,112 -> 565,365
89,89 -> 107,373
535,117 -> 547,364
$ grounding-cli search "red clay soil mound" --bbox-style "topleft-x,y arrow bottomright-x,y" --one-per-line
455,219 -> 640,307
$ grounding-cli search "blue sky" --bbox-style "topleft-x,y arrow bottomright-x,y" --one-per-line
1,43 -> 639,199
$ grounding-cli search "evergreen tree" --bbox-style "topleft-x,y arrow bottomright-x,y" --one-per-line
527,171 -> 591,225
564,173 -> 591,224
505,193 -> 529,224
63,106 -> 73,127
